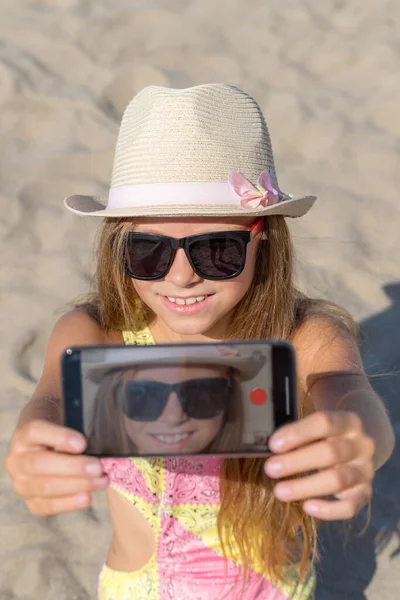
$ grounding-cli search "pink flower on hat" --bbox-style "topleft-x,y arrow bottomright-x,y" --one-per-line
228,169 -> 291,209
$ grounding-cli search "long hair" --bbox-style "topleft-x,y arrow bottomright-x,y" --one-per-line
76,215 -> 358,585
86,366 -> 243,455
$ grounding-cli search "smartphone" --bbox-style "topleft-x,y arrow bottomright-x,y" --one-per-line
61,340 -> 297,458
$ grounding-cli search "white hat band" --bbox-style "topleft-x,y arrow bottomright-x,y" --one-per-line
107,182 -> 240,210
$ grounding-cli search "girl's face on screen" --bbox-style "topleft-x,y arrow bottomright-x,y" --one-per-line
119,364 -> 231,454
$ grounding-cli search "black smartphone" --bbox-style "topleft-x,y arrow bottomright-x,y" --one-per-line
61,340 -> 297,458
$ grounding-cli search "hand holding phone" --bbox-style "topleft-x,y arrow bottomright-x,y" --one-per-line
4,420 -> 107,516
62,341 -> 297,458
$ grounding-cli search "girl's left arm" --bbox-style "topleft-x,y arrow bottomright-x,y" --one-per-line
265,317 -> 395,521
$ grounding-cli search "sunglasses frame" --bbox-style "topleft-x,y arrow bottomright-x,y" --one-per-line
117,376 -> 232,421
124,218 -> 265,281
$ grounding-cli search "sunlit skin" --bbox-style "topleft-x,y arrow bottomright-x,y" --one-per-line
130,217 -> 260,342
120,365 -> 229,454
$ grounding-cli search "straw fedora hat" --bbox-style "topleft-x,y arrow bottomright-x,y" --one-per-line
64,84 -> 316,218
86,344 -> 267,384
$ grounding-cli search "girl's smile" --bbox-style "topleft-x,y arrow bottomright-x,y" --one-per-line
160,293 -> 214,314
147,431 -> 196,451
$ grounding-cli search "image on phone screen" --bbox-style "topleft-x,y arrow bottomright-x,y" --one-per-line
62,342 -> 296,457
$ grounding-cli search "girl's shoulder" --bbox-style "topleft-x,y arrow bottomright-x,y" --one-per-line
293,297 -> 359,363
52,308 -> 122,345
292,310 -> 365,402
32,309 -> 122,403
39,311 -> 122,385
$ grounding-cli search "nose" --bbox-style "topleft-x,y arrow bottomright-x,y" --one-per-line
158,392 -> 189,425
165,248 -> 202,287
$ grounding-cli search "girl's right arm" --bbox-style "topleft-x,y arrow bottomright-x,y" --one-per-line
4,309 -> 111,516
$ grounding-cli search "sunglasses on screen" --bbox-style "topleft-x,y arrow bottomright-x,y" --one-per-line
116,377 -> 232,421
123,218 -> 265,281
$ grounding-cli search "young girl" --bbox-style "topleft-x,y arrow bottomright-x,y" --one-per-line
5,84 -> 394,599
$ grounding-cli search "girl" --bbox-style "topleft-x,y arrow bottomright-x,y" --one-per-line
5,84 -> 394,599
86,357 -> 245,456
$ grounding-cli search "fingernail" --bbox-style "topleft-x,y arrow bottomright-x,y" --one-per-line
269,436 -> 286,452
69,437 -> 86,451
274,484 -> 291,499
75,493 -> 90,507
86,461 -> 103,476
94,476 -> 109,488
304,503 -> 319,515
265,460 -> 282,476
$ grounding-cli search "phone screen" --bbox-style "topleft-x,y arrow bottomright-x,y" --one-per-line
63,342 -> 295,457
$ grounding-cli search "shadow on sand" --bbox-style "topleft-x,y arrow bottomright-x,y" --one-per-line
316,283 -> 400,599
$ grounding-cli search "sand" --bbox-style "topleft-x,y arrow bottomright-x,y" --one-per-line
0,0 -> 399,598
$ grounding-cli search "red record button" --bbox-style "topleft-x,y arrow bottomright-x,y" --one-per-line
250,388 -> 267,405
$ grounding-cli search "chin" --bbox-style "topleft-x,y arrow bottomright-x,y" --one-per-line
163,316 -> 219,337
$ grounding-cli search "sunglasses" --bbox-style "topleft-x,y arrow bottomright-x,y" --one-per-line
117,377 -> 232,421
124,218 -> 265,281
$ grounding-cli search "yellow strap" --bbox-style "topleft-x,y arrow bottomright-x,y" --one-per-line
122,326 -> 156,346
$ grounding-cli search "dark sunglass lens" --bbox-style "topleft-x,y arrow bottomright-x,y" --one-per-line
182,378 -> 230,419
123,381 -> 167,421
189,237 -> 244,278
126,236 -> 171,278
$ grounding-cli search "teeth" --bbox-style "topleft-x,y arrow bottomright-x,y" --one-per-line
166,295 -> 207,306
153,433 -> 190,443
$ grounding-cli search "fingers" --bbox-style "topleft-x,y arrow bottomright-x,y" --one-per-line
16,450 -> 104,479
265,437 -> 369,478
269,411 -> 363,453
265,410 -> 375,522
26,493 -> 93,517
13,474 -> 108,500
303,484 -> 372,520
12,420 -> 87,454
6,449 -> 106,509
4,419 -> 106,517
272,463 -> 373,502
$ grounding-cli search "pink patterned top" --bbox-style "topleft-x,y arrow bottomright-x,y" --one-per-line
98,328 -> 316,600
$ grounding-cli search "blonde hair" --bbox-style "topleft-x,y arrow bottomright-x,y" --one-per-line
77,215 -> 358,585
86,365 -> 243,455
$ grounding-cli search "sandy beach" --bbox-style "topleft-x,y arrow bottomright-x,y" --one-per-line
0,1 -> 399,598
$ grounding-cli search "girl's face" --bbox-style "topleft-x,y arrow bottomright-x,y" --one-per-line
120,365 -> 229,454
129,217 -> 261,341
